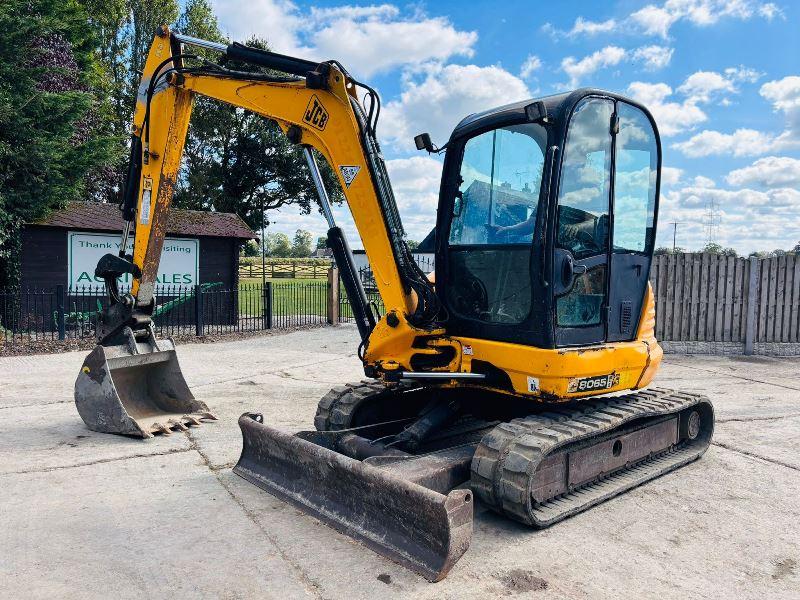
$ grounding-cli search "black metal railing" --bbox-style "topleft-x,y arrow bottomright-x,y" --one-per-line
1,281 -> 331,349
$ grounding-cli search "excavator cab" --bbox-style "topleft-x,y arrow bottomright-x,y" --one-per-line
436,91 -> 660,350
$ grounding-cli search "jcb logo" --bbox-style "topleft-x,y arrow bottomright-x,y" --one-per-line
303,95 -> 329,130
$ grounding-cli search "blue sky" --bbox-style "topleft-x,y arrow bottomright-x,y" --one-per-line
208,0 -> 800,253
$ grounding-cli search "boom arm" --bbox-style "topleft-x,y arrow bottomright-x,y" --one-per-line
97,26 -> 438,347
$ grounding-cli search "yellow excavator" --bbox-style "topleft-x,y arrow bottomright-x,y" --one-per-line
75,27 -> 714,581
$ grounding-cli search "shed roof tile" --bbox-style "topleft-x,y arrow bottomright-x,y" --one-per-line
32,202 -> 256,239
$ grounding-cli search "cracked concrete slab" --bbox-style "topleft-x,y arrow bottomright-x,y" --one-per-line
2,325 -> 799,599
0,451 -> 316,600
714,415 -> 800,471
0,401 -> 193,475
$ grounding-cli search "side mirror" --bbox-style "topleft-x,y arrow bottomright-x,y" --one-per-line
414,132 -> 435,152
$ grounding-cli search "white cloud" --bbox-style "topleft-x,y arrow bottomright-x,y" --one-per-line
554,2 -> 780,44
726,156 -> 800,188
385,156 -> 443,240
519,55 -> 542,79
630,5 -> 677,38
677,71 -> 735,102
674,75 -> 800,157
561,46 -> 626,85
309,5 -> 398,21
568,17 -> 618,36
626,82 -> 707,136
211,0 -> 306,55
312,18 -> 476,77
661,166 -> 684,186
629,0 -> 780,39
562,44 -> 673,85
725,66 -> 763,83
673,128 -> 776,157
760,75 -> 800,123
758,2 -> 784,20
657,178 -> 800,252
677,66 -> 761,103
210,0 -> 477,78
632,45 -> 674,71
381,64 -> 531,151
692,175 -> 716,187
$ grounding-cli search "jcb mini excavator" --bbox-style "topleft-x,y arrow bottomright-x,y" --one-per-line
75,27 -> 714,581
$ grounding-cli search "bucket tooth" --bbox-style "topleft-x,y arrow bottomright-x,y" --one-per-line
74,339 -> 215,439
153,422 -> 173,435
169,419 -> 189,431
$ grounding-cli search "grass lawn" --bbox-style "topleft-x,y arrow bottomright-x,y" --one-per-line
237,277 -> 383,320
238,277 -> 328,316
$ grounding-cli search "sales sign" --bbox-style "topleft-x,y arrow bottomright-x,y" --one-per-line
68,232 -> 199,291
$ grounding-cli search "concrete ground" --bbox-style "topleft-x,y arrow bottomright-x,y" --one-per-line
1,325 -> 798,599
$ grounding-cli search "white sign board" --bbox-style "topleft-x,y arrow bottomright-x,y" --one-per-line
68,232 -> 199,291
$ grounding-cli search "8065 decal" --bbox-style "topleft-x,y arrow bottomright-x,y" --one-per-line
567,372 -> 620,393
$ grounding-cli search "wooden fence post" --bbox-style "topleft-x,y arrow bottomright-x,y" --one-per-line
327,265 -> 339,325
744,256 -> 759,355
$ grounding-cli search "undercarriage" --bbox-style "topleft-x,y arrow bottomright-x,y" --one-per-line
234,382 -> 713,581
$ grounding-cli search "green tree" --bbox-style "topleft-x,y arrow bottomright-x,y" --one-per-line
291,229 -> 313,258
702,242 -> 737,257
654,246 -> 686,255
240,239 -> 259,257
69,0 -> 181,202
74,0 -> 343,226
0,0 -> 118,288
316,236 -> 328,250
264,232 -> 291,257
406,239 -> 420,250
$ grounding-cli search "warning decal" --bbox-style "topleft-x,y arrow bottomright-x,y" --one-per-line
340,165 -> 361,188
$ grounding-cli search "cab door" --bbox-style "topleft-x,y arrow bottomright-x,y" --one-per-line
607,102 -> 659,341
553,97 -> 614,346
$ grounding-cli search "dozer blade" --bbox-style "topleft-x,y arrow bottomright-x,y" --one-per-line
233,413 -> 473,582
74,340 -> 216,438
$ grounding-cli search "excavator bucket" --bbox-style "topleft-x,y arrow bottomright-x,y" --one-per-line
233,413 -> 473,582
75,336 -> 216,438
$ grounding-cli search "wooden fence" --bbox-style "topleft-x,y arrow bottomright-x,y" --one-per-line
649,253 -> 800,348
239,260 -> 330,280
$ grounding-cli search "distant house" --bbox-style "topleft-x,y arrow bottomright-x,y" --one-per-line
20,202 -> 256,292
352,245 -> 435,274
311,248 -> 333,259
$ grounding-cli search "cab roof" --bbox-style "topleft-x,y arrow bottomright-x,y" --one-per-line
447,88 -> 655,144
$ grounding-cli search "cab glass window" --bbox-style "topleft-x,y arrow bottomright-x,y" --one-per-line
448,124 -> 546,246
556,98 -> 612,259
555,97 -> 613,328
612,103 -> 658,253
445,123 -> 546,325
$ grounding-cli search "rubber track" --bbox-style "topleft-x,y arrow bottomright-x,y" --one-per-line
470,387 -> 713,527
314,380 -> 422,431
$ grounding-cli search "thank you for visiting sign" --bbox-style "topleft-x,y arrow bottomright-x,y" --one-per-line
68,232 -> 199,290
